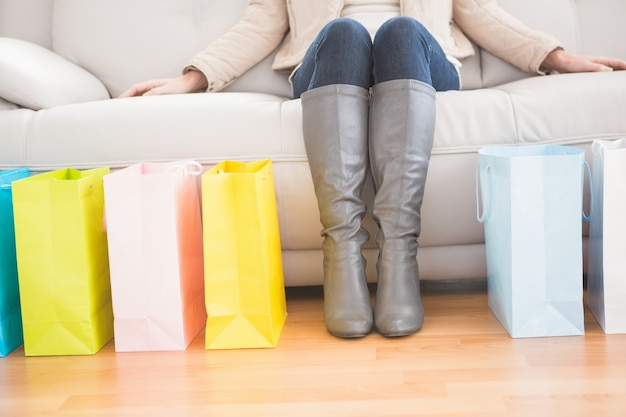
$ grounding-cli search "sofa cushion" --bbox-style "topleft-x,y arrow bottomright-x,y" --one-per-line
24,92 -> 288,170
0,37 -> 110,110
0,108 -> 34,167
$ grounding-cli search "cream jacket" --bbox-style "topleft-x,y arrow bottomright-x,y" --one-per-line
186,0 -> 562,92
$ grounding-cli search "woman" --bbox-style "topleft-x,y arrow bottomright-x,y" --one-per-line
121,0 -> 626,339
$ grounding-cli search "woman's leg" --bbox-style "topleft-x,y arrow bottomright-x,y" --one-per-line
297,19 -> 374,338
372,16 -> 460,90
292,18 -> 372,98
368,17 -> 459,337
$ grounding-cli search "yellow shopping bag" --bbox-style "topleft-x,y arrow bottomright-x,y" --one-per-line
202,159 -> 287,349
12,167 -> 113,356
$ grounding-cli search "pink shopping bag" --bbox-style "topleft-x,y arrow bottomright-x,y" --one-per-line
104,161 -> 206,352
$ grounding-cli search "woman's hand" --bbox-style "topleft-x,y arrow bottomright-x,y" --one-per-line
541,48 -> 626,74
119,70 -> 208,98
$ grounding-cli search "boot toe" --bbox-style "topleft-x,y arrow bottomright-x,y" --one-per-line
325,312 -> 373,338
375,309 -> 423,337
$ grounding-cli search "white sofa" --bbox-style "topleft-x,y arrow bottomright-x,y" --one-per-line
2,0 -> 626,286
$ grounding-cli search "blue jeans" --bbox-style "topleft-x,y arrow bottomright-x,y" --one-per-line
292,17 -> 460,99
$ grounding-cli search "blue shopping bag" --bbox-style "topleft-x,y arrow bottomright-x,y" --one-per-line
0,168 -> 30,356
477,145 -> 591,338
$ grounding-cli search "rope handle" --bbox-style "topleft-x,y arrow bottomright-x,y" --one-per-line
167,161 -> 203,176
476,160 -> 593,223
582,160 -> 593,222
476,163 -> 490,224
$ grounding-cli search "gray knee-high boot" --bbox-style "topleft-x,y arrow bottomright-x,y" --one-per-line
369,79 -> 436,337
301,84 -> 373,338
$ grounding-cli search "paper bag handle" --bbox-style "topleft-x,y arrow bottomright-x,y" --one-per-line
476,163 -> 490,224
582,160 -> 593,222
168,161 -> 203,176
476,161 -> 592,223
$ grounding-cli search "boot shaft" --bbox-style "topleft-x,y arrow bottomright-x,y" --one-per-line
301,84 -> 371,245
369,79 -> 436,242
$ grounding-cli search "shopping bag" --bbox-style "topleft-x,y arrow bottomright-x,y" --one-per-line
0,168 -> 29,356
104,161 -> 206,351
12,167 -> 113,356
587,139 -> 626,334
477,145 -> 590,338
202,159 -> 287,349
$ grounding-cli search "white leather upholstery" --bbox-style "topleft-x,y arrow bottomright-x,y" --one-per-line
1,0 -> 626,286
0,37 -> 110,109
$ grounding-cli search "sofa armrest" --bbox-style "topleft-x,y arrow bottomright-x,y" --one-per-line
0,37 -> 110,110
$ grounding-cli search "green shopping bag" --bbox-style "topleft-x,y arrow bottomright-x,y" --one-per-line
12,167 -> 113,356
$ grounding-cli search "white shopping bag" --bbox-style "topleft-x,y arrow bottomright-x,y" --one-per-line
587,138 -> 626,334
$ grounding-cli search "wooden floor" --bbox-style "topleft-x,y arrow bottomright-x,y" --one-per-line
2,280 -> 626,417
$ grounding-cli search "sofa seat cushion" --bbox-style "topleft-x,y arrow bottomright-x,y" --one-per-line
0,107 -> 34,167
24,92 -> 288,170
494,71 -> 626,144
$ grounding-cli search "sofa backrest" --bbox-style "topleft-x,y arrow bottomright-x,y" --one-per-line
0,0 -> 53,49
2,0 -> 624,97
